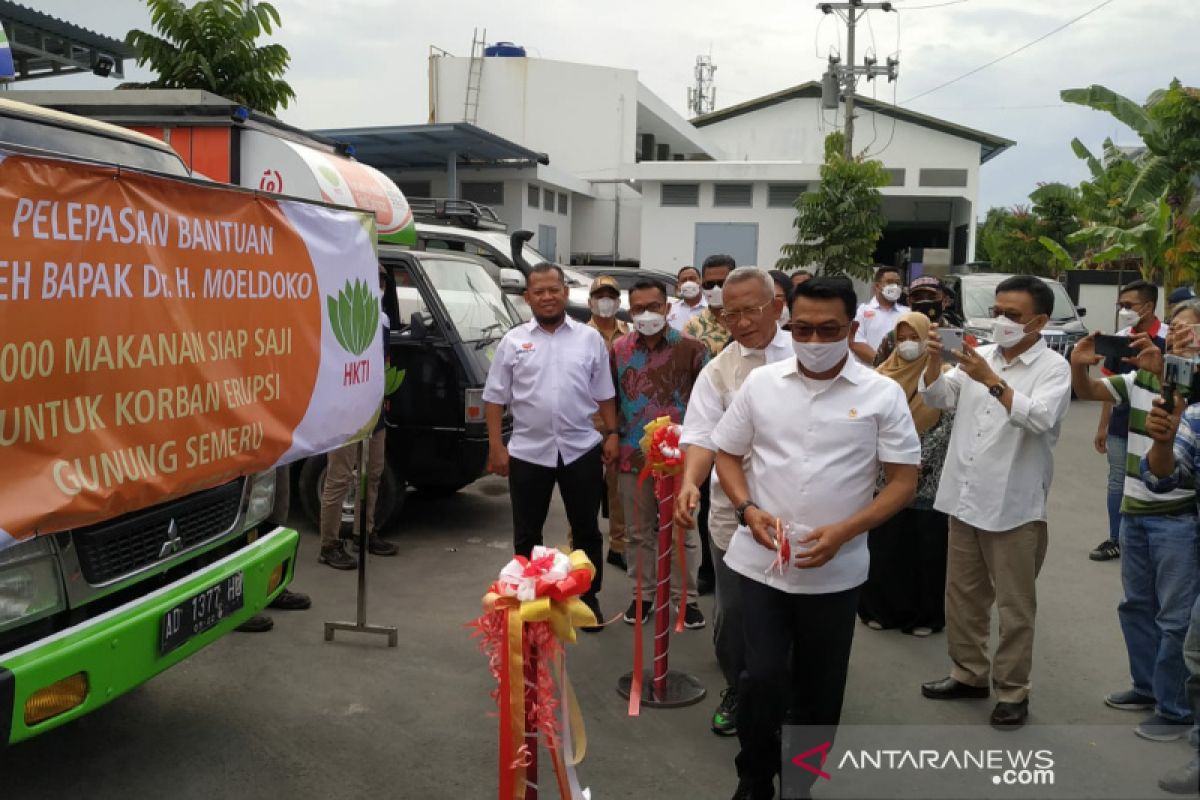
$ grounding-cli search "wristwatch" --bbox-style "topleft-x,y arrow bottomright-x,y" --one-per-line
735,500 -> 758,526
604,429 -> 619,438
988,380 -> 1009,399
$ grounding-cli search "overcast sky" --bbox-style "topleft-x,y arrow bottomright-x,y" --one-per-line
25,0 -> 1200,212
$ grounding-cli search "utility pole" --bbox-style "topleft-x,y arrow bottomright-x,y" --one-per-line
817,2 -> 899,159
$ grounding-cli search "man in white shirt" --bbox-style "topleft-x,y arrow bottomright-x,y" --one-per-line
483,264 -> 619,627
918,274 -> 1072,729
668,265 -> 706,331
851,265 -> 909,364
674,267 -> 792,739
712,276 -> 921,800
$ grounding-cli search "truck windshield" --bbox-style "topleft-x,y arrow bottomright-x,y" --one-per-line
0,114 -> 189,177
420,257 -> 517,341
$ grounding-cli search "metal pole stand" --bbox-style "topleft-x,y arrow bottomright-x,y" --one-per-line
324,437 -> 398,646
617,472 -> 705,708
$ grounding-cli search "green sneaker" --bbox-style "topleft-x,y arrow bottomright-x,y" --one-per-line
711,687 -> 738,736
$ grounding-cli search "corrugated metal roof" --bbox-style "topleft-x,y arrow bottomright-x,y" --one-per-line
0,1 -> 134,57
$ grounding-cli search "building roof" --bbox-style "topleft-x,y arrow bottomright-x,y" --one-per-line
691,81 -> 1015,164
314,123 -> 549,170
0,1 -> 134,81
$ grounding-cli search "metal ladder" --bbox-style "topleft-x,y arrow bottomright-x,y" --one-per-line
463,28 -> 486,124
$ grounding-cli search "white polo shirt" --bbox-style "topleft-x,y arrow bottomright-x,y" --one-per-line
854,297 -> 910,350
711,355 -> 921,593
668,296 -> 707,331
482,316 -> 615,468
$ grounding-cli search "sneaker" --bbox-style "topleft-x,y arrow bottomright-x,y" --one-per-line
1104,689 -> 1155,711
234,614 -> 273,633
580,596 -> 604,634
606,549 -> 627,570
267,588 -> 311,611
1135,713 -> 1191,742
623,599 -> 652,625
909,626 -> 935,637
318,542 -> 357,570
349,535 -> 398,556
1090,540 -> 1120,561
1158,756 -> 1200,794
711,687 -> 738,736
683,603 -> 706,630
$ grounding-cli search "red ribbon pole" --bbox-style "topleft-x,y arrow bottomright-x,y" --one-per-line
524,639 -> 539,800
652,472 -> 676,702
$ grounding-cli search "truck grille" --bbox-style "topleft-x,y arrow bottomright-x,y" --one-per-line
72,480 -> 245,585
1042,332 -> 1076,356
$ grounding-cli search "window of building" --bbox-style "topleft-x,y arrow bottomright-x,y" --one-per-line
557,192 -> 568,215
713,183 -> 754,208
766,183 -> 807,208
527,184 -> 539,208
543,188 -> 555,211
661,183 -> 700,207
884,168 -> 906,187
461,181 -> 504,206
918,168 -> 968,188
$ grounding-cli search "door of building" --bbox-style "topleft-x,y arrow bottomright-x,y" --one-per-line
694,222 -> 758,267
537,224 -> 558,263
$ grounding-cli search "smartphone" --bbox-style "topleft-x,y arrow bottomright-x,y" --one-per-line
1162,354 -> 1198,413
938,327 -> 965,355
1094,334 -> 1135,360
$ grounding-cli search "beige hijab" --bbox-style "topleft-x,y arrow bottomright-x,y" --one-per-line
876,311 -> 947,434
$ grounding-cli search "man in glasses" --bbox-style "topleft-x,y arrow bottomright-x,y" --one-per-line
674,267 -> 793,740
851,265 -> 910,364
684,254 -> 736,358
712,276 -> 921,799
1090,280 -> 1165,563
918,275 -> 1072,730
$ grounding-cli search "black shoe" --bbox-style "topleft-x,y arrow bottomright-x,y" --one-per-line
712,687 -> 738,736
319,543 -> 357,570
683,603 -> 706,630
990,699 -> 1029,729
921,676 -> 990,700
580,596 -> 604,633
267,588 -> 311,611
350,535 -> 398,556
235,614 -> 273,633
1158,757 -> 1200,794
1090,540 -> 1120,561
606,549 -> 627,570
730,779 -> 775,800
623,599 -> 652,625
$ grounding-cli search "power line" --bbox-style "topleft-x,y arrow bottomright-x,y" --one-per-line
901,0 -> 1118,104
897,0 -> 969,9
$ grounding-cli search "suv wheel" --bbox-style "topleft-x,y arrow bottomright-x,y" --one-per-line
297,455 -> 405,534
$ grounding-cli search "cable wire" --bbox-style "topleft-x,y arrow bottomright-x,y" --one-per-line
901,0 -> 1117,104
896,0 -> 969,9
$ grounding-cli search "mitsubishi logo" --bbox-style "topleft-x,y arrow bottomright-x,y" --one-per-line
158,518 -> 183,559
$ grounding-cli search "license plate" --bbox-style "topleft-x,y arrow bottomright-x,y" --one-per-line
160,572 -> 244,655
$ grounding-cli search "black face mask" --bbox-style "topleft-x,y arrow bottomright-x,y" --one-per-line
912,299 -> 942,322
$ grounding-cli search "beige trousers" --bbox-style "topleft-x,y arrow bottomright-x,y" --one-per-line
946,516 -> 1048,703
605,462 -> 626,553
619,472 -> 698,605
319,428 -> 387,546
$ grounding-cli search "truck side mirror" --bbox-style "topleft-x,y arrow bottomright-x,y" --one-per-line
500,268 -> 526,293
1076,306 -> 1087,318
409,311 -> 428,341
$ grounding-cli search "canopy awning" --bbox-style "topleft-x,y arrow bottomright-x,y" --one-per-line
314,122 -> 549,170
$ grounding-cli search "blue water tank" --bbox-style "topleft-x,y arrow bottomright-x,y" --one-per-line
484,42 -> 526,57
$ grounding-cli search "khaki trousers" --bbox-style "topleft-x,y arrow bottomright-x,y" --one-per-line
319,428 -> 387,546
620,472 -> 698,605
946,516 -> 1048,704
605,462 -> 626,554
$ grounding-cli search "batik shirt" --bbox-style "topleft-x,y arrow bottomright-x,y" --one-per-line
611,327 -> 707,473
682,307 -> 732,358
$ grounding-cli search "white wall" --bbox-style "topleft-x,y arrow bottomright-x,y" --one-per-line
571,183 -> 642,261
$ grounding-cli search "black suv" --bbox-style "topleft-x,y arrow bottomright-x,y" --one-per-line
296,248 -> 516,529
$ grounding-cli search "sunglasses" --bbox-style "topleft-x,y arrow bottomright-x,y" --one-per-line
785,322 -> 850,341
702,279 -> 725,290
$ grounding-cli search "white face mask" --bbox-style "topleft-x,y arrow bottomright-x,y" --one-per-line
896,340 -> 925,362
881,284 -> 903,303
702,286 -> 724,307
991,316 -> 1029,348
679,281 -> 701,300
632,311 -> 666,336
590,297 -> 618,318
793,338 -> 849,373
1117,307 -> 1141,330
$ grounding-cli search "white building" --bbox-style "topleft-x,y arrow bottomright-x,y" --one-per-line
424,52 -> 1012,272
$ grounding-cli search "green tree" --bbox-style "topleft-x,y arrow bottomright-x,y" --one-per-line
776,132 -> 889,281
126,0 -> 295,115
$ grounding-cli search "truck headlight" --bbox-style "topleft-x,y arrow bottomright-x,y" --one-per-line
244,469 -> 277,529
0,537 -> 65,635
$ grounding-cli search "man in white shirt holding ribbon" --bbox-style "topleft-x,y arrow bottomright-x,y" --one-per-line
918,274 -> 1072,729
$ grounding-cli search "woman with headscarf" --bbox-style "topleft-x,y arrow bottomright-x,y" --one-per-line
858,311 -> 954,636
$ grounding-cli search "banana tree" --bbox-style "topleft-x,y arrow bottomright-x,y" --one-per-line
1066,197 -> 1174,281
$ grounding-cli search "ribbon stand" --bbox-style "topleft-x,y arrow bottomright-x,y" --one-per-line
617,471 -> 706,708
324,437 -> 398,646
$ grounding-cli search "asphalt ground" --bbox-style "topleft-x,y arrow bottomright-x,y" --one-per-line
3,399 -> 1198,799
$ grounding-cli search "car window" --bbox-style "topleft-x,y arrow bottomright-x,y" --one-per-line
420,257 -> 517,341
0,115 -> 189,176
390,265 -> 436,331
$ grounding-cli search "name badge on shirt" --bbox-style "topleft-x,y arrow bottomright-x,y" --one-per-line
863,310 -> 875,318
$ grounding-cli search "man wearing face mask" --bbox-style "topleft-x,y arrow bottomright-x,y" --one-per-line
851,265 -> 910,365
669,265 -> 707,331
1090,280 -> 1165,563
684,254 -> 736,357
587,276 -> 630,570
712,276 -> 921,800
872,276 -> 965,365
612,278 -> 708,628
918,275 -> 1072,730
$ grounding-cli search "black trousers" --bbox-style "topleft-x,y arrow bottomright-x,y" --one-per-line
508,445 -> 604,597
698,476 -> 714,582
857,507 -> 948,632
736,578 -> 860,799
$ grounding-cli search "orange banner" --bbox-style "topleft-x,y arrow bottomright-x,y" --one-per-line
0,152 -> 384,549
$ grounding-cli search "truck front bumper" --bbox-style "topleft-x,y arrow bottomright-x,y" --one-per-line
0,526 -> 299,746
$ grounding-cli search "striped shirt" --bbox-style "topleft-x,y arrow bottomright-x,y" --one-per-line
1141,404 -> 1200,502
1104,369 -> 1195,514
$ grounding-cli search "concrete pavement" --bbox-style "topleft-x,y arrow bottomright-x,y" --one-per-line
3,400 -> 1196,799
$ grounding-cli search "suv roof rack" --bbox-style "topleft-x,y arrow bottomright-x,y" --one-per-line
408,197 -> 507,232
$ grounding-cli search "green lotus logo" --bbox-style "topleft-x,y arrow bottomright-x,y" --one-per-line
385,365 -> 406,395
327,278 -> 380,356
